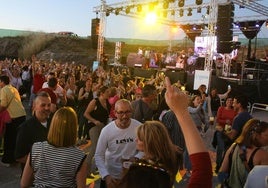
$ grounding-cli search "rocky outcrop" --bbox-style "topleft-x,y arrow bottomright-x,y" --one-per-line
0,36 -> 23,59
0,35 -> 96,64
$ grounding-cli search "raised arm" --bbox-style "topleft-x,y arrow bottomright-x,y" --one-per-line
164,77 -> 206,154
164,77 -> 212,187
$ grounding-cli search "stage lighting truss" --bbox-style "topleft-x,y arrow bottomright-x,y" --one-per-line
94,1 -> 215,27
93,0 -> 268,27
93,0 -> 268,63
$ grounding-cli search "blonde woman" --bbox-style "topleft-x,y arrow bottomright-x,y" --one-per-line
21,107 -> 87,188
119,121 -> 181,188
219,119 -> 268,187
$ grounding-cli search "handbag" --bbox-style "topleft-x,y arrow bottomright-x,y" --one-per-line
0,94 -> 14,137
0,110 -> 11,137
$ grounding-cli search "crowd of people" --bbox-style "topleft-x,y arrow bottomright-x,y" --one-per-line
0,56 -> 268,188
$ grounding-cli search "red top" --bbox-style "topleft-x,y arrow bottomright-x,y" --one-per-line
189,152 -> 212,188
217,106 -> 237,128
33,74 -> 45,94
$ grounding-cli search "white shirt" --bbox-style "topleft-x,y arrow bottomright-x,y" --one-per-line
95,119 -> 141,179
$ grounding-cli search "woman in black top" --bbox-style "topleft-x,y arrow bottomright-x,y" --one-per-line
84,86 -> 111,176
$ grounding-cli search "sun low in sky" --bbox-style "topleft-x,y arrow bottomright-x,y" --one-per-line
144,12 -> 157,25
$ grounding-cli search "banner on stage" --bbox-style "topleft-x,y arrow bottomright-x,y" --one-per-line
92,61 -> 99,72
193,70 -> 211,91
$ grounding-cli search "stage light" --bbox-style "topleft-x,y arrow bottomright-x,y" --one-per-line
196,0 -> 202,5
106,9 -> 112,17
206,6 -> 210,15
197,7 -> 202,13
179,9 -> 184,17
234,22 -> 240,28
148,3 -> 155,11
137,5 -> 142,12
163,1 -> 169,9
187,8 -> 192,16
178,0 -> 184,7
125,6 -> 130,14
255,22 -> 260,28
115,8 -> 120,15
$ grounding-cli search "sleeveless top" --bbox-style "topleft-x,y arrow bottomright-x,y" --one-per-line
90,98 -> 111,124
30,141 -> 86,188
227,144 -> 260,187
210,95 -> 221,112
78,88 -> 93,108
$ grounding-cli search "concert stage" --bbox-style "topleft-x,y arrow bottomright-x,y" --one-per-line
130,67 -> 268,104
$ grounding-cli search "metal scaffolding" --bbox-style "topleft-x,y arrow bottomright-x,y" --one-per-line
204,0 -> 217,71
93,0 -> 268,67
96,0 -> 106,63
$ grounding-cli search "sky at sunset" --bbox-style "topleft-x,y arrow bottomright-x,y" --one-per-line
0,0 -> 267,40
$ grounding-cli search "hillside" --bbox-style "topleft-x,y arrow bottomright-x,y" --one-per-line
1,33 -> 268,65
0,33 -> 180,65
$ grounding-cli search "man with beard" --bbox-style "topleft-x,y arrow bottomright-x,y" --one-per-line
224,95 -> 252,144
15,91 -> 52,171
95,99 -> 141,188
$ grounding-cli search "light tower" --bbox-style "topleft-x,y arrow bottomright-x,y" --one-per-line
204,0 -> 217,71
97,0 -> 107,63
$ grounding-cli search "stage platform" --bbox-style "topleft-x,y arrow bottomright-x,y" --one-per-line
129,66 -> 268,104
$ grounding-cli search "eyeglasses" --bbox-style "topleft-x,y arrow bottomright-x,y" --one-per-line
116,110 -> 132,115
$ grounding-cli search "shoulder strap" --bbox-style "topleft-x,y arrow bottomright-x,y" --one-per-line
247,147 -> 260,170
228,143 -> 237,172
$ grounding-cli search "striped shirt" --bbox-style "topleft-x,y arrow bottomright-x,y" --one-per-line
30,141 -> 86,188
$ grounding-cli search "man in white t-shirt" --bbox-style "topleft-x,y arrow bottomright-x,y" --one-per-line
95,99 -> 141,188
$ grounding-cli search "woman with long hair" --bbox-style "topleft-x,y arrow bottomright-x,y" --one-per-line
219,119 -> 268,187
119,121 -> 181,188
